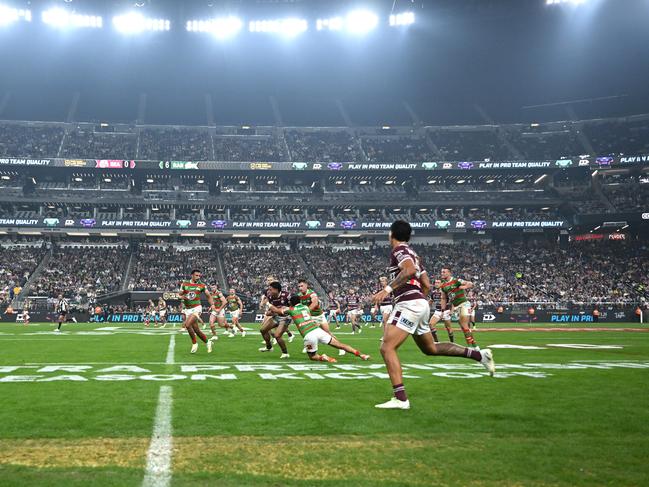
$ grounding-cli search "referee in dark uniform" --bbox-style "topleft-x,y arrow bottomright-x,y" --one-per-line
55,294 -> 69,332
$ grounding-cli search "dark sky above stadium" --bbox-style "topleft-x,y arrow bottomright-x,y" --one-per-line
0,0 -> 648,125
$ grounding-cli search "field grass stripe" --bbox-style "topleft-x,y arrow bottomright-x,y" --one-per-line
142,385 -> 173,487
141,335 -> 176,487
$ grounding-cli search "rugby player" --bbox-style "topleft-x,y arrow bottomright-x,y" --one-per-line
376,276 -> 394,338
226,288 -> 246,336
208,284 -> 230,340
157,297 -> 168,328
345,288 -> 363,334
259,276 -> 294,343
428,279 -> 454,343
325,291 -> 341,327
258,281 -> 291,358
144,299 -> 155,328
271,295 -> 370,363
178,269 -> 214,354
372,221 -> 495,410
440,267 -> 479,348
298,279 -> 345,356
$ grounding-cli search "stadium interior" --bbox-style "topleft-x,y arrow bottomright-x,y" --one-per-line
0,0 -> 648,486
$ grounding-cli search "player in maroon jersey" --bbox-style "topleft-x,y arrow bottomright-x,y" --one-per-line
345,288 -> 363,334
372,220 -> 495,410
259,276 -> 294,344
258,281 -> 291,358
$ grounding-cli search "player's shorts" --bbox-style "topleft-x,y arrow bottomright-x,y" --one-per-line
455,302 -> 472,318
271,315 -> 291,327
388,299 -> 430,336
310,313 -> 328,325
348,309 -> 362,317
211,308 -> 226,318
432,309 -> 451,321
326,310 -> 338,321
380,305 -> 394,317
159,310 -> 166,317
229,309 -> 241,319
303,327 -> 333,353
183,305 -> 203,318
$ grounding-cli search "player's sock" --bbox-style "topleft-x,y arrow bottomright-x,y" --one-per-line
393,383 -> 408,402
196,329 -> 208,343
191,335 -> 197,344
431,330 -> 439,342
57,322 -> 62,330
464,331 -> 477,346
448,331 -> 454,342
434,342 -> 482,361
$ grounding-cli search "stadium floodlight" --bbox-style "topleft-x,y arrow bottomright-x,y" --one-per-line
113,12 -> 170,34
316,16 -> 343,31
42,8 -> 103,29
186,16 -> 242,39
248,17 -> 308,36
546,0 -> 587,5
345,10 -> 378,34
389,12 -> 415,27
0,5 -> 31,26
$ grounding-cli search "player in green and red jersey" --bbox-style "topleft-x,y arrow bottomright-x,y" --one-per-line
226,289 -> 245,336
208,284 -> 230,340
271,295 -> 370,363
297,278 -> 346,356
439,267 -> 478,348
178,269 -> 215,354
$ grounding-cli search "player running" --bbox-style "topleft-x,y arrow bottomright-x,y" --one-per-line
440,267 -> 478,348
258,281 -> 291,358
226,288 -> 246,336
298,279 -> 345,356
54,294 -> 69,333
207,284 -> 230,340
326,291 -> 341,327
345,288 -> 363,334
157,297 -> 168,328
144,299 -> 155,328
374,276 -> 394,338
428,279 -> 454,343
259,276 -> 294,344
271,295 -> 370,363
469,297 -> 478,331
178,269 -> 214,354
372,220 -> 495,410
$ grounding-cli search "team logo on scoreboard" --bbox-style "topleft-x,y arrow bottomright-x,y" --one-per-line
471,220 -> 487,229
578,159 -> 590,166
340,220 -> 356,230
64,219 -> 75,226
596,156 -> 614,166
442,163 -> 453,169
43,218 -> 59,227
176,220 -> 192,228
327,163 -> 343,171
422,162 -> 438,170
458,161 -> 474,170
326,221 -> 336,228
555,159 -> 573,168
80,218 -> 97,228
292,162 -> 308,170
305,220 -> 321,229
434,220 -> 451,229
211,220 -> 227,229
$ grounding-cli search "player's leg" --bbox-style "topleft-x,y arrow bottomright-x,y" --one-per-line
273,322 -> 290,357
57,313 -> 64,331
377,323 -> 411,407
328,336 -> 370,360
443,314 -> 455,342
457,304 -> 478,348
259,316 -> 276,351
412,332 -> 494,375
428,313 -> 441,342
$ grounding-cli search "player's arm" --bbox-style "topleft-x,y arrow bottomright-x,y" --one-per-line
204,287 -> 214,308
269,304 -> 287,315
237,296 -> 243,308
219,293 -> 227,309
308,292 -> 320,312
420,270 -> 432,297
373,257 -> 417,304
259,295 -> 268,309
458,279 -> 473,290
440,292 -> 448,310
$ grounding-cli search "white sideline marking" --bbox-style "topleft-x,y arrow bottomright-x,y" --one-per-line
141,336 -> 175,487
165,335 -> 175,365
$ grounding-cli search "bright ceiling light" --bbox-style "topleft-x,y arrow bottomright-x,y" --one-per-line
113,12 -> 170,34
546,0 -> 587,5
186,16 -> 242,39
316,16 -> 343,31
42,8 -> 102,29
0,5 -> 31,26
248,18 -> 307,36
345,10 -> 378,34
389,12 -> 415,27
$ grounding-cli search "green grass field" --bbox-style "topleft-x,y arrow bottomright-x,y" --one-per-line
0,321 -> 648,486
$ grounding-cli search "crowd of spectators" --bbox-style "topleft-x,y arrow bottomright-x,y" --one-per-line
0,241 -> 48,308
61,129 -> 137,159
129,246 -> 220,292
428,128 -> 511,161
213,136 -> 287,162
361,136 -> 436,163
138,128 -> 212,161
285,130 -> 360,162
0,124 -> 64,158
31,246 -> 129,302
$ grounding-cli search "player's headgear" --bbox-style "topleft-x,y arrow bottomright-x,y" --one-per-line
390,220 -> 412,242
